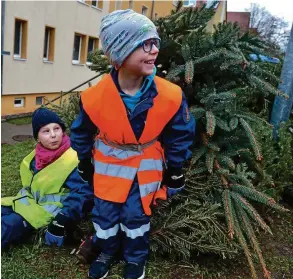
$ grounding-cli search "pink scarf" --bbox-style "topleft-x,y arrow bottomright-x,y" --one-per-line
35,134 -> 71,170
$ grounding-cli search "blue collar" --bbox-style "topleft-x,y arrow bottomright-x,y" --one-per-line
111,67 -> 156,97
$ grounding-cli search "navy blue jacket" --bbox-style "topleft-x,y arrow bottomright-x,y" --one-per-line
30,159 -> 93,221
71,70 -> 196,172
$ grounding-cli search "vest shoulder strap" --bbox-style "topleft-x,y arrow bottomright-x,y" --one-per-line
20,150 -> 36,187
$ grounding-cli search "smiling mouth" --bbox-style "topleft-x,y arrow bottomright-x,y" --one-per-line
144,60 -> 155,64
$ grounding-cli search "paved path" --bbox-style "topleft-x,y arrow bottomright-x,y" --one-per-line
1,122 -> 33,145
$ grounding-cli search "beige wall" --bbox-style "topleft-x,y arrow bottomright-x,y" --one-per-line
109,0 -> 174,19
2,1 -> 109,96
2,93 -> 62,116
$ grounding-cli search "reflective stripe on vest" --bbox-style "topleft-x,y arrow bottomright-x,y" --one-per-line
120,222 -> 150,239
2,148 -> 79,229
93,222 -> 120,240
82,74 -> 182,215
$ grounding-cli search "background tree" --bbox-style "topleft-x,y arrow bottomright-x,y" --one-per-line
247,3 -> 290,51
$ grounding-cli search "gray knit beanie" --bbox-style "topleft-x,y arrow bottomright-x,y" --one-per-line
99,9 -> 160,68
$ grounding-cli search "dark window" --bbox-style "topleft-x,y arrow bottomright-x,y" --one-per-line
14,20 -> 22,56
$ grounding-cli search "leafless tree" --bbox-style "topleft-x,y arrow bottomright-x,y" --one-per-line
247,3 -> 290,50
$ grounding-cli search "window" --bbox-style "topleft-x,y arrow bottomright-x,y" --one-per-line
92,0 -> 97,7
87,37 -> 99,64
14,18 -> 28,59
43,26 -> 55,62
206,0 -> 219,8
183,0 -> 196,7
142,5 -> 148,16
129,0 -> 133,9
36,96 -> 44,106
72,33 -> 86,64
92,0 -> 103,9
115,0 -> 122,9
14,97 -> 25,108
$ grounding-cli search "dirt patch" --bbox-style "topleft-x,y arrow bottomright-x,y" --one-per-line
12,135 -> 34,142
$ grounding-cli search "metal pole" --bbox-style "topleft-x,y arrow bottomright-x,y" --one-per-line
270,22 -> 293,137
1,0 -> 6,95
42,73 -> 102,106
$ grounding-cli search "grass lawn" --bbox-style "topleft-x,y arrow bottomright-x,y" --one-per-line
1,140 -> 293,279
7,116 -> 32,125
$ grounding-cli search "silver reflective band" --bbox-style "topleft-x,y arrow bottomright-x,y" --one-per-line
93,223 -> 119,240
38,194 -> 63,203
18,197 -> 30,206
139,182 -> 159,197
94,161 -> 137,180
120,222 -> 150,239
41,204 -> 62,217
138,159 -> 163,172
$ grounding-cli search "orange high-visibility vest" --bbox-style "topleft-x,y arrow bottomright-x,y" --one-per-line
81,74 -> 182,215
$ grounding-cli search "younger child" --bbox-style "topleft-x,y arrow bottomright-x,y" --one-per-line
2,108 -> 93,248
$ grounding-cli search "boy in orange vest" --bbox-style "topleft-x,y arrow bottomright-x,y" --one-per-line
70,9 -> 195,279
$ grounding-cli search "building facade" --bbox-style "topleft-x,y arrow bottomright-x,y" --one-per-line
1,0 -> 227,116
108,1 -> 175,20
227,11 -> 251,33
1,0 -> 109,116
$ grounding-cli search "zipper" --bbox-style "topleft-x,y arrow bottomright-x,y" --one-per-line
131,98 -> 148,117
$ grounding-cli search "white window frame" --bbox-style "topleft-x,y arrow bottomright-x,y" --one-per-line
36,96 -> 44,106
183,0 -> 197,7
14,21 -> 22,59
142,5 -> 148,16
173,0 -> 179,7
14,97 -> 25,108
43,28 -> 50,61
72,34 -> 82,64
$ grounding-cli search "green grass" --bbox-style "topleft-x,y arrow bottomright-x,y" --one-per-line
1,141 -> 293,279
7,116 -> 32,125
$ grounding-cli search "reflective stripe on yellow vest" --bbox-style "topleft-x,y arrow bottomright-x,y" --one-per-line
1,148 -> 78,229
81,74 -> 182,215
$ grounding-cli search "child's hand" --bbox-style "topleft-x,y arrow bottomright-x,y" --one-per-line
162,168 -> 185,188
78,159 -> 94,185
162,168 -> 185,198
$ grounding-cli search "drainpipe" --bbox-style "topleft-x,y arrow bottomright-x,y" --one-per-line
1,0 -> 6,95
150,0 -> 155,20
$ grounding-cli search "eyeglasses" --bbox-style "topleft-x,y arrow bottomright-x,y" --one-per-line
140,39 -> 160,53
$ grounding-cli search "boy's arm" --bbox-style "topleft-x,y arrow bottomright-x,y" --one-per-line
44,168 -> 94,247
70,100 -> 98,160
160,92 -> 196,193
58,168 -> 94,222
70,100 -> 98,184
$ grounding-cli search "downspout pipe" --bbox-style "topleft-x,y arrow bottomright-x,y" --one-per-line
1,0 -> 6,95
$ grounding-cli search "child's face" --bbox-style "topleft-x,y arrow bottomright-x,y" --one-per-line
37,123 -> 63,150
121,38 -> 160,76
